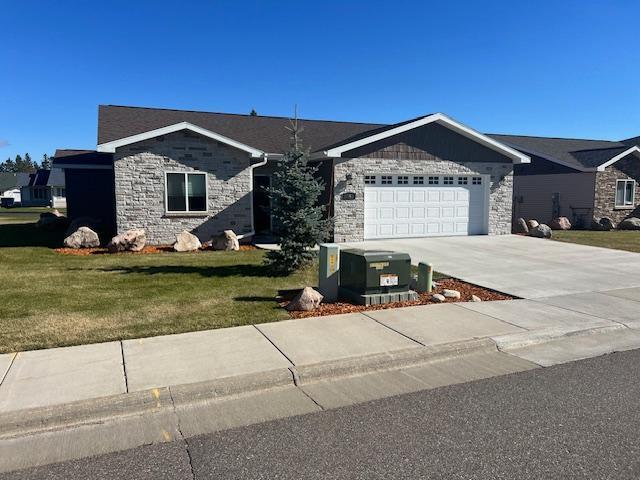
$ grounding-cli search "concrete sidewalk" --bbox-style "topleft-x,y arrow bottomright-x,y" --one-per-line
1,287 -> 639,472
1,287 -> 639,414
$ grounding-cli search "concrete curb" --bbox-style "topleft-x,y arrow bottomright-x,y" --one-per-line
494,324 -> 628,351
0,339 -> 495,439
291,338 -> 497,384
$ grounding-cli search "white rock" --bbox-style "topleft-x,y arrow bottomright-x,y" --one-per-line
211,230 -> 240,251
286,287 -> 323,311
431,293 -> 446,302
529,224 -> 553,239
173,230 -> 202,252
526,219 -> 539,230
108,229 -> 147,253
64,226 -> 100,249
443,289 -> 461,299
471,295 -> 482,302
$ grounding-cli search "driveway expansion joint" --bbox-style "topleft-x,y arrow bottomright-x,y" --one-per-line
119,341 -> 129,393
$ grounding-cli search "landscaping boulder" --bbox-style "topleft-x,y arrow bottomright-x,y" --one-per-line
65,216 -> 102,238
211,230 -> 240,251
63,227 -> 100,249
443,289 -> 461,299
529,224 -> 553,239
590,218 -> 607,231
526,219 -> 539,230
514,218 -> 529,234
618,217 -> 640,230
173,230 -> 202,252
471,295 -> 482,302
599,217 -> 616,231
286,287 -> 323,311
549,217 -> 572,230
431,294 -> 446,303
107,229 -> 147,253
36,211 -> 67,230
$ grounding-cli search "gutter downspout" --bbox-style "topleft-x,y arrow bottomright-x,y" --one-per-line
237,153 -> 269,240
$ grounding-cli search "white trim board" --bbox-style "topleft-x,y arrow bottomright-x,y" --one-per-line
323,113 -> 531,164
597,146 -> 640,171
97,122 -> 265,158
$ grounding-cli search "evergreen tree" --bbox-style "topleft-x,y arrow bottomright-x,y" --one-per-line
41,154 -> 52,170
249,109 -> 258,116
264,112 -> 331,274
0,157 -> 15,172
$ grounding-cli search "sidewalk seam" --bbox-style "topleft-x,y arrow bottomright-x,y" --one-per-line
0,353 -> 17,388
452,303 -> 530,331
360,312 -> 426,346
528,298 -> 633,329
119,341 -> 129,393
252,325 -> 296,366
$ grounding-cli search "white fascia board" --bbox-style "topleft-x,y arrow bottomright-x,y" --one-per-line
97,122 -> 265,158
596,146 -> 640,171
323,113 -> 531,164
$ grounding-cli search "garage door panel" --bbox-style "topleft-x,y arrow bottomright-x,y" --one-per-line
412,191 -> 426,202
396,190 -> 410,202
396,207 -> 409,219
363,176 -> 487,239
380,191 -> 394,202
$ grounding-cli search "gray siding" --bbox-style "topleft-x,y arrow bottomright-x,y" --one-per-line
513,173 -> 596,226
113,131 -> 254,244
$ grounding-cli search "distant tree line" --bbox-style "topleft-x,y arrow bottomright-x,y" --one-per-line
0,153 -> 52,173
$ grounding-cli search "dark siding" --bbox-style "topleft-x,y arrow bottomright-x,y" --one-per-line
64,169 -> 117,238
515,153 -> 583,176
342,123 -> 512,163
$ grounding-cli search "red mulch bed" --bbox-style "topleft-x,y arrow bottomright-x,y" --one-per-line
282,278 -> 514,318
55,244 -> 257,255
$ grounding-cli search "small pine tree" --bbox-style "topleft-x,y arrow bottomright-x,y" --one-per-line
264,112 -> 331,274
41,154 -> 52,170
249,109 -> 258,116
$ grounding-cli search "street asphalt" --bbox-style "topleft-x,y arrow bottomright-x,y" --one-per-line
4,348 -> 640,479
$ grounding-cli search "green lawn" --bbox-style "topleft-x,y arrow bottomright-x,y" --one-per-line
0,226 -> 315,353
553,230 -> 640,253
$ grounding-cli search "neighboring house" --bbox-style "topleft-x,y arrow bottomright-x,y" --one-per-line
489,134 -> 640,227
53,105 -> 529,244
20,168 -> 67,208
0,172 -> 25,206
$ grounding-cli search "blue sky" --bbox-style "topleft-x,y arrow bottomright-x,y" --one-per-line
2,0 -> 639,161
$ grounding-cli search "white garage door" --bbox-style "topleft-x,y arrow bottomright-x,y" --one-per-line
364,174 -> 488,239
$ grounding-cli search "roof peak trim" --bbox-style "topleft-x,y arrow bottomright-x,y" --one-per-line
323,113 -> 531,164
596,145 -> 640,171
97,122 -> 265,157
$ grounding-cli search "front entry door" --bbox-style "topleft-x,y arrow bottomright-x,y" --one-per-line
253,175 -> 272,234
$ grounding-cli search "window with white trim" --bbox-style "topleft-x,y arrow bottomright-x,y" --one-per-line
428,176 -> 439,185
472,177 -> 482,185
364,175 -> 376,185
615,179 -> 636,208
458,177 -> 468,185
397,175 -> 409,185
443,176 -> 454,185
381,175 -> 392,185
413,176 -> 424,185
165,172 -> 207,213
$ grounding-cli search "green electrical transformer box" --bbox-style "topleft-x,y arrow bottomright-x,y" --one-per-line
339,249 -> 412,296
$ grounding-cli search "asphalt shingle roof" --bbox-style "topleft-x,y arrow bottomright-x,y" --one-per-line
98,105 -> 383,154
487,134 -> 632,170
0,172 -> 20,192
96,105 -> 637,170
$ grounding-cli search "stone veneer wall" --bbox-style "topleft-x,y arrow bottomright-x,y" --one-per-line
593,155 -> 640,224
333,158 -> 513,242
113,131 -> 254,244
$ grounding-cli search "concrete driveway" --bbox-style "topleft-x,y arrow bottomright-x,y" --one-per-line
344,235 -> 640,298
